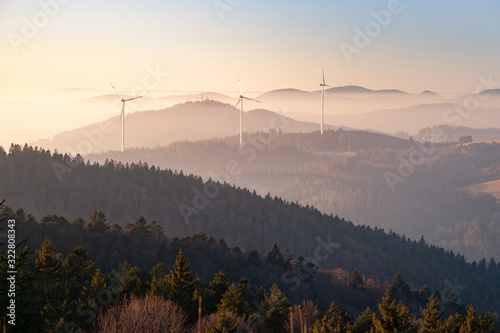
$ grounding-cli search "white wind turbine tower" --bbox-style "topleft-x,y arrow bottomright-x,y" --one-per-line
319,66 -> 330,135
110,83 -> 144,152
233,76 -> 262,147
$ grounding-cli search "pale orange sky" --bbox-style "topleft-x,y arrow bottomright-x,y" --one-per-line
1,1 -> 499,96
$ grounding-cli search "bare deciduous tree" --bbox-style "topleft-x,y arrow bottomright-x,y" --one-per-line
94,294 -> 187,333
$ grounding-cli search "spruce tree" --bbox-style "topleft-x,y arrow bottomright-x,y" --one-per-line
478,311 -> 497,332
35,239 -> 68,331
443,313 -> 463,333
421,294 -> 444,333
207,271 -> 230,314
348,269 -> 364,289
312,301 -> 352,333
391,272 -> 410,296
459,305 -> 479,333
260,284 -> 290,332
63,247 -> 96,303
62,247 -> 98,331
352,307 -> 374,333
372,289 -> 415,333
218,283 -> 249,317
267,242 -> 283,265
166,249 -> 197,321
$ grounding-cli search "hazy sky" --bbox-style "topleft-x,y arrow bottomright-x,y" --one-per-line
1,0 -> 500,95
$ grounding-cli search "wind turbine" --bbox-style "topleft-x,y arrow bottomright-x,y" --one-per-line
110,83 -> 144,152
319,66 -> 330,135
233,76 -> 262,147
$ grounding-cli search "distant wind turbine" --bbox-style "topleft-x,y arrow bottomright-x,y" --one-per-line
319,66 -> 330,135
233,76 -> 262,147
110,83 -> 144,152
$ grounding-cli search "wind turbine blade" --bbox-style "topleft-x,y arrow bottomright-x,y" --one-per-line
322,66 -> 326,85
124,95 -> 145,102
232,99 -> 241,111
242,96 -> 262,103
110,83 -> 124,99
237,76 -> 243,95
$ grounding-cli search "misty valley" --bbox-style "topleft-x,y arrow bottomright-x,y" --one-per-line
2,87 -> 500,332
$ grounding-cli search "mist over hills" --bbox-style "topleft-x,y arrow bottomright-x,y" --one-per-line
4,83 -> 499,150
1,145 -> 500,315
83,129 -> 500,262
34,100 -> 337,155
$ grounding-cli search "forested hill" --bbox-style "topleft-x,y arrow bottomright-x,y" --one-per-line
1,144 -> 499,313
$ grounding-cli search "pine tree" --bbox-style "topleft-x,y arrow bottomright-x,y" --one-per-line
260,284 -> 291,332
421,294 -> 444,333
443,313 -> 463,333
207,271 -> 230,314
88,211 -> 108,233
85,268 -> 108,302
348,269 -> 364,289
218,283 -> 249,317
237,278 -> 253,312
391,271 -> 410,296
62,247 -> 98,330
149,263 -> 168,296
312,301 -> 352,333
459,305 -> 479,333
122,266 -> 151,297
267,242 -> 283,265
166,249 -> 197,320
372,289 -> 415,333
63,247 -> 97,303
352,307 -> 374,333
35,239 -> 68,331
477,311 -> 497,332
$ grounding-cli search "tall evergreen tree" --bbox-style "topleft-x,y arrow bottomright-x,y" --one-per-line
443,313 -> 463,333
372,289 -> 416,333
352,307 -> 374,333
218,283 -> 249,317
35,239 -> 68,331
63,247 -> 96,303
260,284 -> 290,333
391,272 -> 410,296
62,247 -> 98,330
459,305 -> 479,333
88,211 -> 107,233
478,311 -> 497,332
312,301 -> 352,333
207,271 -> 230,314
421,294 -> 444,333
166,249 -> 197,321
348,269 -> 364,289
267,242 -> 283,265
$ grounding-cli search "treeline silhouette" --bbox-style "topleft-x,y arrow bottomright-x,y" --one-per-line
0,145 -> 499,317
1,202 -> 499,331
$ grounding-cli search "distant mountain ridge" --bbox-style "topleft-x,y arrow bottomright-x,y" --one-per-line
34,100 -> 337,154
